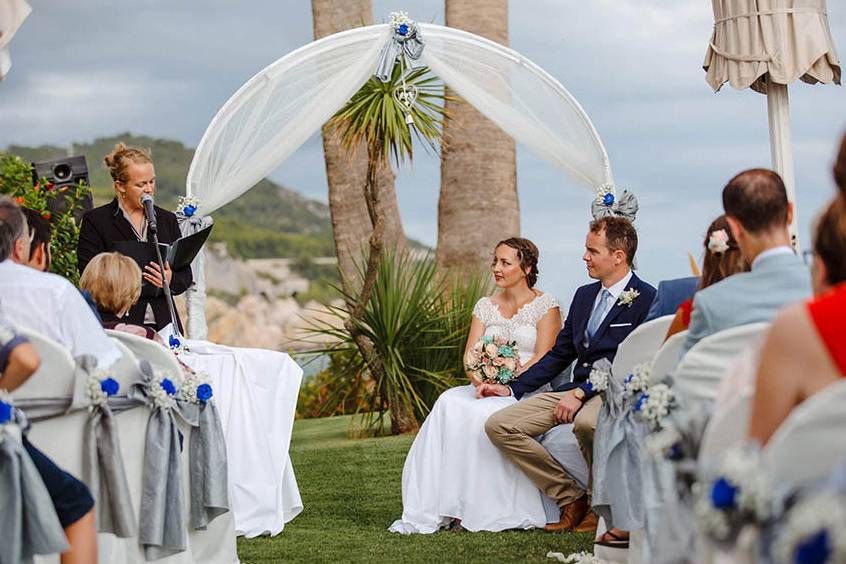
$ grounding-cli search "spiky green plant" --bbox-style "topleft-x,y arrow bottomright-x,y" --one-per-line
303,249 -> 491,437
325,60 -> 447,433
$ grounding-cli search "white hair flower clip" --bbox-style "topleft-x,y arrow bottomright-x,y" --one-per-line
708,229 -> 730,255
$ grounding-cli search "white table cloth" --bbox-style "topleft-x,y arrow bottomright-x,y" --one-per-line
178,340 -> 304,537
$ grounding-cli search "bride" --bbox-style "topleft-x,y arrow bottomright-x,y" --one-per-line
389,237 -> 561,534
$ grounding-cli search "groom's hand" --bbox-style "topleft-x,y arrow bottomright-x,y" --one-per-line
554,391 -> 583,423
476,383 -> 511,398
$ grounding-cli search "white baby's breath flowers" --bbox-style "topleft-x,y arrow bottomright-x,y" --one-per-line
546,551 -> 608,563
617,288 -> 640,307
87,374 -> 107,407
180,371 -> 212,405
776,494 -> 846,563
624,362 -> 651,397
637,383 -> 675,430
587,365 -> 610,393
148,369 -> 180,410
645,424 -> 682,460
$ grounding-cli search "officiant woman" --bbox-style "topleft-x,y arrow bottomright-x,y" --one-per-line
76,143 -> 191,331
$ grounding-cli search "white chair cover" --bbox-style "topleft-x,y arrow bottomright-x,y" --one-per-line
611,315 -> 673,380
105,330 -> 184,378
649,331 -> 688,385
765,380 -> 846,490
671,323 -> 769,405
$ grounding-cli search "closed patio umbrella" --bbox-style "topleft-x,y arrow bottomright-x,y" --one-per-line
704,0 -> 840,246
0,0 -> 31,81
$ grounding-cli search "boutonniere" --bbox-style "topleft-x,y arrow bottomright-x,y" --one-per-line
617,288 -> 640,307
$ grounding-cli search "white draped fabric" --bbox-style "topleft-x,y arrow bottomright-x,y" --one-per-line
185,23 -> 614,333
0,0 -> 31,80
186,22 -> 613,214
178,340 -> 304,537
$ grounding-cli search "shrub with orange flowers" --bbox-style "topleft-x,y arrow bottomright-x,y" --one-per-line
0,152 -> 91,284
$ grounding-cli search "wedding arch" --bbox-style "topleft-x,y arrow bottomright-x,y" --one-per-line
181,20 -> 617,338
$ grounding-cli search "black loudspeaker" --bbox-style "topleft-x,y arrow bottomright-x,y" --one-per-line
31,156 -> 94,219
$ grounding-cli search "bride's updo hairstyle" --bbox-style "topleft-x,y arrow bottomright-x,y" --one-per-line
495,237 -> 540,288
104,143 -> 153,185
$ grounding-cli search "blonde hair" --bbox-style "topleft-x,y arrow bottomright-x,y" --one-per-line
104,143 -> 153,185
79,252 -> 142,315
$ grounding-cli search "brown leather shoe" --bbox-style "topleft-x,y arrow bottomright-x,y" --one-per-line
573,509 -> 599,533
544,497 -> 589,532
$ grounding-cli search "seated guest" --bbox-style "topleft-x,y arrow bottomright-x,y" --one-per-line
677,169 -> 812,360
21,207 -> 51,272
1,316 -> 97,563
77,143 -> 192,331
79,252 -> 161,342
645,276 -> 699,321
664,215 -> 748,340
0,196 -> 120,369
749,143 -> 846,444
483,217 -> 656,540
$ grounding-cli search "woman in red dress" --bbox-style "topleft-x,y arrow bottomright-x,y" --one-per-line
664,214 -> 748,340
749,134 -> 846,444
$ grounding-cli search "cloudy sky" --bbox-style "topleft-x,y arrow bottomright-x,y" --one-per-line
2,1 -> 844,303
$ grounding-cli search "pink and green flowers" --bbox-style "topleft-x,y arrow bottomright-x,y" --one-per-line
465,335 -> 521,385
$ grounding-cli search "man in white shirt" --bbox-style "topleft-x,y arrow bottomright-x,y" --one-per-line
0,196 -> 120,369
677,168 -> 812,359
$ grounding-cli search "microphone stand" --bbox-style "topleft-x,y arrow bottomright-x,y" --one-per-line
148,221 -> 184,347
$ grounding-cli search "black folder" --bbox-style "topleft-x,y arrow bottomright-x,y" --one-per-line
112,224 -> 213,299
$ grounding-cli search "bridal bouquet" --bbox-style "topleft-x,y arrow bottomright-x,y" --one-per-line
465,335 -> 520,385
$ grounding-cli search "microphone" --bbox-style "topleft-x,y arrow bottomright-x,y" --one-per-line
140,194 -> 157,233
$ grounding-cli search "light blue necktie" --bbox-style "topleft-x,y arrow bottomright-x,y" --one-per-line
586,289 -> 613,343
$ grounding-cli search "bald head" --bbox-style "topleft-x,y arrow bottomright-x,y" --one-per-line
722,168 -> 789,234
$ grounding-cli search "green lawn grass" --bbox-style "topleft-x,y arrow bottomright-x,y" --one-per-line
237,415 -> 593,563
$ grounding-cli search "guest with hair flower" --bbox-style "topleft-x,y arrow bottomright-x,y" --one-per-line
664,214 -> 748,340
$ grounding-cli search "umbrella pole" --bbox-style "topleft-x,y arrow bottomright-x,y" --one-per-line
767,82 -> 799,249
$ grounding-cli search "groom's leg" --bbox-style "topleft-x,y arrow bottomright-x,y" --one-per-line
485,392 -> 584,509
573,395 -> 601,502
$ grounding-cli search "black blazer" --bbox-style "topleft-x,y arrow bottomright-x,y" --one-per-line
77,198 -> 192,331
510,272 -> 657,400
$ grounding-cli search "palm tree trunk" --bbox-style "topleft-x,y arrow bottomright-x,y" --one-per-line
436,0 -> 519,274
311,0 -> 406,292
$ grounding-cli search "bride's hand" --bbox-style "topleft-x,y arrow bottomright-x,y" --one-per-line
476,383 -> 511,399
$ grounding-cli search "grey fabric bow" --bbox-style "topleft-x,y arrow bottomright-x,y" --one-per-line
374,25 -> 425,83
0,421 -> 69,564
176,212 -> 212,238
592,358 -> 649,531
129,361 -> 199,561
16,355 -> 138,538
189,400 -> 229,529
591,189 -> 639,222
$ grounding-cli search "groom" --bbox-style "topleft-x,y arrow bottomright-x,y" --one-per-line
481,216 -> 655,533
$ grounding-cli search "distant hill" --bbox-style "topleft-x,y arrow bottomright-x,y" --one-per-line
8,134 -> 335,259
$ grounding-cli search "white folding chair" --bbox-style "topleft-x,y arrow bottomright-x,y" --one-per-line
611,315 -> 673,381
765,380 -> 846,489
106,329 -> 183,378
649,330 -> 687,385
671,323 -> 769,404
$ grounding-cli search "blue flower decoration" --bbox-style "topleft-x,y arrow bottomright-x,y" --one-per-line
586,381 -> 594,392
667,443 -> 684,461
603,193 -> 615,206
0,400 -> 12,425
498,345 -> 514,358
710,477 -> 738,509
794,529 -> 831,564
160,378 -> 177,396
398,23 -> 409,36
635,392 -> 649,412
624,374 -> 633,384
481,335 -> 494,345
169,335 -> 181,350
100,377 -> 120,397
183,205 -> 196,217
196,383 -> 213,402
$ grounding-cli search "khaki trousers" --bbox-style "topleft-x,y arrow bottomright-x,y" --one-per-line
485,392 -> 601,509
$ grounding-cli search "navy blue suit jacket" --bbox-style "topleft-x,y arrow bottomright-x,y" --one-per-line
645,276 -> 699,321
510,273 -> 657,400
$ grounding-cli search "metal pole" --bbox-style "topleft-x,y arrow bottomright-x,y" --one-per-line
766,82 -> 799,249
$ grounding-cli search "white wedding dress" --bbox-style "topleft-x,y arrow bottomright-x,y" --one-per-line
389,293 -> 559,534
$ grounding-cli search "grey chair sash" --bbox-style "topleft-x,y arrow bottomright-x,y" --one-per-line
190,400 -> 229,529
16,355 -> 138,538
0,422 -> 69,564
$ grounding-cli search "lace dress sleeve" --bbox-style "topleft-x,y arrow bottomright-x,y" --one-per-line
527,293 -> 560,325
472,297 -> 495,327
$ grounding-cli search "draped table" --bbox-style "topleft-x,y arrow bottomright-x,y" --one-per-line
177,340 -> 304,537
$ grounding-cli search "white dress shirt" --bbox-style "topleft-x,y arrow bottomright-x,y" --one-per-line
0,260 -> 120,369
584,269 -> 633,345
